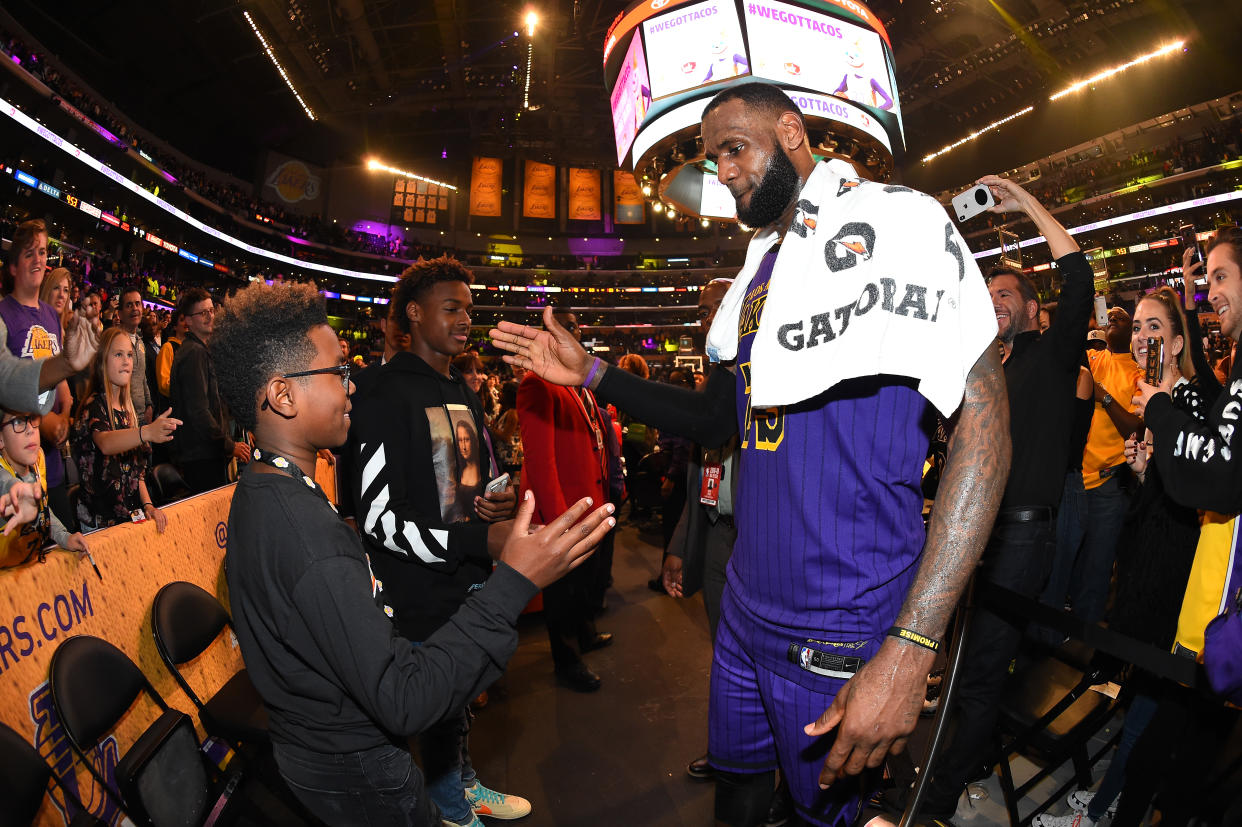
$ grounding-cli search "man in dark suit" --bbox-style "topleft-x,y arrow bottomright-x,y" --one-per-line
169,288 -> 249,492
517,310 -> 614,692
661,278 -> 745,783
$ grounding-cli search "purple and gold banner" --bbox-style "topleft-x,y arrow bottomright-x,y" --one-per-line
523,161 -> 556,219
469,157 -> 503,217
613,171 -> 645,224
568,168 -> 602,221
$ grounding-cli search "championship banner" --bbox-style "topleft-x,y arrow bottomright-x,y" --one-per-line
469,157 -> 503,217
522,161 -> 556,219
0,486 -> 241,826
568,168 -> 602,221
613,171 -> 645,224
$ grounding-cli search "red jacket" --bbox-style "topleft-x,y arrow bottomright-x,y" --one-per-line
517,374 -> 608,525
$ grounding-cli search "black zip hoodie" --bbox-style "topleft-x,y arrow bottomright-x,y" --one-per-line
348,350 -> 497,641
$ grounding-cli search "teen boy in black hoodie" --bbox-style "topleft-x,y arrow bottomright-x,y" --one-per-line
215,281 -> 615,825
349,257 -> 529,825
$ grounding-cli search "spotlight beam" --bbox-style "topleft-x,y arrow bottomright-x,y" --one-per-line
366,158 -> 457,191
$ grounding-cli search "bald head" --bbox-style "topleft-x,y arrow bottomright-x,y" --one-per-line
698,279 -> 733,329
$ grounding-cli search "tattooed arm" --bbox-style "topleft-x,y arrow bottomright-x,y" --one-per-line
805,343 -> 1010,785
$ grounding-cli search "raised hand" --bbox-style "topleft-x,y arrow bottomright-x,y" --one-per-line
489,306 -> 594,387
499,490 -> 615,589
62,310 -> 100,373
1,481 -> 42,535
144,408 -> 183,443
978,174 -> 1034,215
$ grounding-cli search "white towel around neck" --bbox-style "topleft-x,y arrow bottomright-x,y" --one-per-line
705,159 -> 997,417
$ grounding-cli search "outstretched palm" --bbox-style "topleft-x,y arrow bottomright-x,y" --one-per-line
490,307 -> 592,388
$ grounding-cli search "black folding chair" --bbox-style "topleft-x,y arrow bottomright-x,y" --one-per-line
152,581 -> 268,749
0,721 -> 106,827
49,635 -> 241,827
150,463 -> 189,505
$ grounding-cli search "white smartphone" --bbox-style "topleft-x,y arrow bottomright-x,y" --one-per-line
485,473 -> 511,495
1094,295 -> 1108,327
951,184 -> 996,223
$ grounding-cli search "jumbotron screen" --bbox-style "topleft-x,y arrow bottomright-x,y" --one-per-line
605,0 -> 902,170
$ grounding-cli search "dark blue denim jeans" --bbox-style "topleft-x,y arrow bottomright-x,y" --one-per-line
273,740 -> 438,826
1043,472 -> 1128,624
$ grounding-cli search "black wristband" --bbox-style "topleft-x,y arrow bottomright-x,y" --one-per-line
887,626 -> 941,653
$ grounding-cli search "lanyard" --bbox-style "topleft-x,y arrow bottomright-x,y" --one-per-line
250,447 -> 336,513
572,387 -> 606,459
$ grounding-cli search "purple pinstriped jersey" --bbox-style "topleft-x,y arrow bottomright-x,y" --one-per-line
730,251 -> 932,681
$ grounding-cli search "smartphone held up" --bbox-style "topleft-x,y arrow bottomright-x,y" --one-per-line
1145,336 -> 1165,387
952,184 -> 997,223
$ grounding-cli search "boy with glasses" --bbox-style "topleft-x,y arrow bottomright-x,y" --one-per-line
0,410 -> 89,567
215,281 -> 613,825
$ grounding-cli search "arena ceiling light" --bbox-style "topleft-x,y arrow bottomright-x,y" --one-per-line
1049,40 -> 1186,102
243,10 -> 317,121
921,106 -> 1034,164
365,158 -> 457,191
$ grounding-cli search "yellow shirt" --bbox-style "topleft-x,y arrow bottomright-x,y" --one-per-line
1082,348 -> 1141,490
156,336 -> 181,397
1174,512 -> 1237,657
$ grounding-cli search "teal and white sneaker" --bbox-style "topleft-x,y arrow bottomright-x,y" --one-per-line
442,815 -> 484,827
465,780 -> 532,820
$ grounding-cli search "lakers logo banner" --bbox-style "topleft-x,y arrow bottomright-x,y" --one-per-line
568,168 -> 601,221
469,157 -> 503,217
523,161 -> 556,219
613,171 -> 645,225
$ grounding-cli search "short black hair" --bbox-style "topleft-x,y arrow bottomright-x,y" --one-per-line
176,286 -> 211,318
209,282 -> 326,431
986,266 -> 1040,309
702,81 -> 804,132
119,285 -> 143,302
390,255 -> 473,334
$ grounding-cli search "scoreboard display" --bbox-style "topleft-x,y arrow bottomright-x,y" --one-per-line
604,0 -> 902,216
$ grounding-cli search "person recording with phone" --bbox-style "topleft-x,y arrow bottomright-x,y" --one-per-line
1113,229 -> 1242,827
921,174 -> 1094,821
1038,270 -> 1220,827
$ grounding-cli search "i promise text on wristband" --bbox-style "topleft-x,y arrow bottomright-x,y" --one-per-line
887,626 -> 941,653
583,357 -> 602,389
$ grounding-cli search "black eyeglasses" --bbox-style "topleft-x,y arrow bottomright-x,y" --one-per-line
1,414 -> 40,434
261,364 -> 351,411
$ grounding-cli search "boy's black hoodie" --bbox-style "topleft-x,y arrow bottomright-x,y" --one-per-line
348,350 -> 498,641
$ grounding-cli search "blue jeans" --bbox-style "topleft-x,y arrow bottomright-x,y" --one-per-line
1088,693 -> 1158,820
273,740 -> 438,826
420,705 -> 476,823
1042,472 -> 1128,625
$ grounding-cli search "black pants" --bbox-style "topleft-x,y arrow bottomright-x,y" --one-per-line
179,458 -> 230,494
544,552 -> 599,667
1113,680 -> 1240,827
588,530 -> 615,613
46,481 -> 78,533
922,517 -> 1055,814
